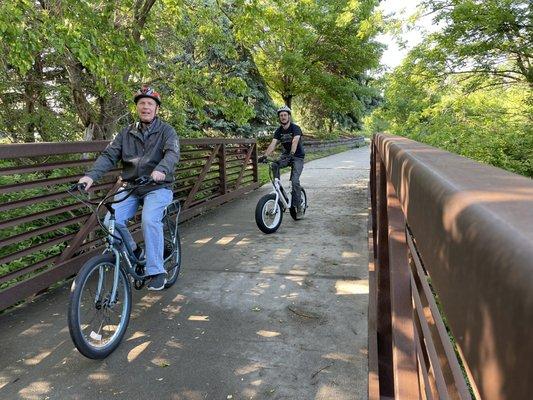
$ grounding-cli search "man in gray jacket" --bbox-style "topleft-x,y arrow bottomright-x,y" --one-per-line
78,85 -> 179,290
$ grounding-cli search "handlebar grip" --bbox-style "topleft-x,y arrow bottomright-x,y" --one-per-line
69,182 -> 87,192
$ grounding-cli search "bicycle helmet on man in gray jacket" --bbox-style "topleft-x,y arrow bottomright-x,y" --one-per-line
134,85 -> 162,105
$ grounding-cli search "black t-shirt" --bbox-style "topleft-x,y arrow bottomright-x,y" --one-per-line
273,123 -> 305,158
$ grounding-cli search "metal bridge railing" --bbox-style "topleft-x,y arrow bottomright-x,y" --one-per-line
0,138 -> 259,310
305,136 -> 365,152
369,133 -> 533,400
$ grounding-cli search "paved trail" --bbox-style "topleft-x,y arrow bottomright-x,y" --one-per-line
0,147 -> 370,400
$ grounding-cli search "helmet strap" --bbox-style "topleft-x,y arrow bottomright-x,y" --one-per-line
139,115 -> 157,130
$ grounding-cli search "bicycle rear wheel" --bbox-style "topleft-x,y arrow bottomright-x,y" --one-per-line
163,219 -> 181,288
68,254 -> 131,359
290,187 -> 307,220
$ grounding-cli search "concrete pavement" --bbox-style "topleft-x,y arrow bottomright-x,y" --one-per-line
0,146 -> 370,400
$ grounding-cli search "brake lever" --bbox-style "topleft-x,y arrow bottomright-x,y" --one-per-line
134,175 -> 155,186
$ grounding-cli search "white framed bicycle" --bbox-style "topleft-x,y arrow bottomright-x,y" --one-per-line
255,157 -> 308,234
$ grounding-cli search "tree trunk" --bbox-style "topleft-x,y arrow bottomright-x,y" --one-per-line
65,57 -> 99,135
282,95 -> 292,109
328,118 -> 333,135
83,123 -> 95,142
23,54 -> 47,143
98,94 -> 128,140
132,0 -> 157,42
23,82 -> 36,143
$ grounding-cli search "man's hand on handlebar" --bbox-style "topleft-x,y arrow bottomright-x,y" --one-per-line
78,176 -> 93,191
151,170 -> 166,182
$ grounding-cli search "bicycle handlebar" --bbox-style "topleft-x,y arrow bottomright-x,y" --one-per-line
67,175 -> 164,241
68,182 -> 87,193
258,155 -> 296,164
258,156 -> 278,164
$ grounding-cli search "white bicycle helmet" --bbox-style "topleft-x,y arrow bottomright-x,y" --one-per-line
276,105 -> 292,115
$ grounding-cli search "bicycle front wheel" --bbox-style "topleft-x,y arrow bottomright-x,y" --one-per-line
255,193 -> 283,234
68,254 -> 132,359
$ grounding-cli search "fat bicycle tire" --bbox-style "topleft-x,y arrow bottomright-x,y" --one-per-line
163,219 -> 181,288
255,193 -> 283,234
68,254 -> 132,359
290,187 -> 308,221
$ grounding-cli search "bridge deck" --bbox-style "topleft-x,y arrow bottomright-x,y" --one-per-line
0,147 -> 370,400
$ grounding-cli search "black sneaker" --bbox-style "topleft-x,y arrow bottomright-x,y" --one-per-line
147,273 -> 167,291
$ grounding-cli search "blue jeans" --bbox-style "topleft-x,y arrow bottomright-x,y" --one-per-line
110,187 -> 173,276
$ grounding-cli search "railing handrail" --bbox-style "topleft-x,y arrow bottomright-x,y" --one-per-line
0,138 -> 257,159
305,136 -> 364,144
370,132 -> 533,400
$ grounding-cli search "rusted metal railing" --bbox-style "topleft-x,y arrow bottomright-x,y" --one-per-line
0,138 -> 259,310
305,136 -> 365,152
369,133 -> 533,400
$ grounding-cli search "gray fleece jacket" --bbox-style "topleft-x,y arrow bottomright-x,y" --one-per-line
86,117 -> 179,192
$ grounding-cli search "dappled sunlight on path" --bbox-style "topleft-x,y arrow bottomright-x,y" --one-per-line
0,147 -> 370,400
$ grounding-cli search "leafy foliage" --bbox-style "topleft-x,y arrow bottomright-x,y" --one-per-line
229,0 -> 383,131
0,0 -> 383,142
365,49 -> 532,177
420,0 -> 532,89
364,0 -> 532,177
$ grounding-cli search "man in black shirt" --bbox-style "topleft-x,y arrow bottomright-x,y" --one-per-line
261,105 -> 305,213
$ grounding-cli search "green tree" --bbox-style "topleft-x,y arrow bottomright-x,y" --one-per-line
419,0 -> 532,89
365,0 -> 532,176
366,50 -> 533,176
0,0 -> 277,141
0,0 -> 151,142
141,0 -> 275,137
227,0 -> 383,123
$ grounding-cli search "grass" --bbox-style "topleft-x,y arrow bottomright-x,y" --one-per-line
257,144 -> 358,185
426,276 -> 477,397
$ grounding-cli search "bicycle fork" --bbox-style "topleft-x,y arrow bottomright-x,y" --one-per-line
273,179 -> 290,212
94,218 -> 123,306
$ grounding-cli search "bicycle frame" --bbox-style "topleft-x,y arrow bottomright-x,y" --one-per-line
104,199 -> 181,284
268,163 -> 292,212
68,179 -> 180,303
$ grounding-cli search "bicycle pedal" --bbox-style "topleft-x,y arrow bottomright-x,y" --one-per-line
133,279 -> 146,290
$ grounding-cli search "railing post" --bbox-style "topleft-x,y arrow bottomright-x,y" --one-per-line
252,142 -> 258,183
219,143 -> 227,195
375,151 -> 394,397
